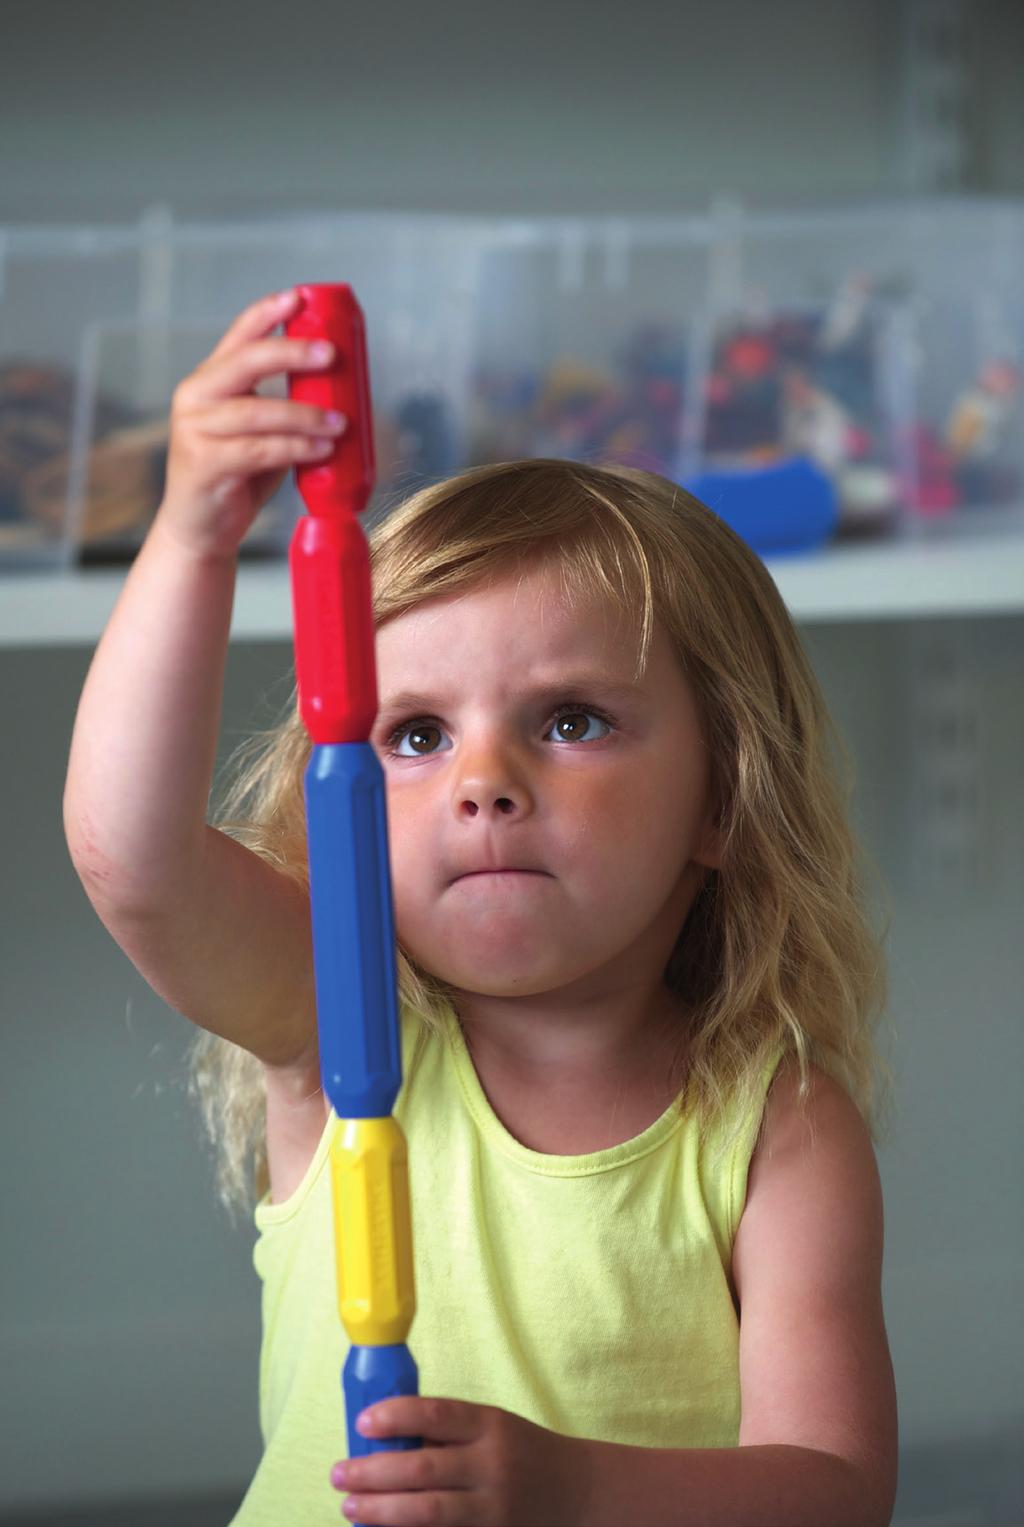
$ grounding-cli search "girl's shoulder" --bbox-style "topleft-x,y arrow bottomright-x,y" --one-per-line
734,1056 -> 882,1298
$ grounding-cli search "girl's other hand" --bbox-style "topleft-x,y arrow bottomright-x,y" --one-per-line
329,1397 -> 589,1525
158,288 -> 347,560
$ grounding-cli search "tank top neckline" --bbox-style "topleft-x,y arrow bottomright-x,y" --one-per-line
440,1004 -> 690,1178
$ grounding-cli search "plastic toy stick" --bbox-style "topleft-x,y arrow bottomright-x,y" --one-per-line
285,284 -> 421,1501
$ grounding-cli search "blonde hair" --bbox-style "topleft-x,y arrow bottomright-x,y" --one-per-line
188,458 -> 894,1221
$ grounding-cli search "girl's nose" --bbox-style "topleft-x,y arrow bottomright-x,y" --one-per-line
459,793 -> 517,817
452,731 -> 534,816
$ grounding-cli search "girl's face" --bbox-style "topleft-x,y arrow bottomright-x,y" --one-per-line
372,561 -> 721,1005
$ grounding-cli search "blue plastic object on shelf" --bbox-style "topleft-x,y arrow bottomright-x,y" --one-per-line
682,456 -> 839,557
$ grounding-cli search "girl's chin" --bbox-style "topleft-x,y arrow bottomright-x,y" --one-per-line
423,943 -> 570,995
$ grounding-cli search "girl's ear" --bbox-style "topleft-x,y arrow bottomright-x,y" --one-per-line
694,828 -> 724,871
693,799 -> 726,871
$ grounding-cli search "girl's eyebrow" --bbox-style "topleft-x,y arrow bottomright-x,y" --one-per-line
376,676 -> 644,723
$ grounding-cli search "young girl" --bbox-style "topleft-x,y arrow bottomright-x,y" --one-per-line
64,289 -> 898,1527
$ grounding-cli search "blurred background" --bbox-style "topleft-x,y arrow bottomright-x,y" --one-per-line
1,1 -> 1022,1522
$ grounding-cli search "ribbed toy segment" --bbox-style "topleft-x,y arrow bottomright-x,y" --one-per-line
290,516 -> 378,743
286,285 -> 421,1496
304,744 -> 403,1120
286,283 -> 376,519
331,1117 -> 416,1345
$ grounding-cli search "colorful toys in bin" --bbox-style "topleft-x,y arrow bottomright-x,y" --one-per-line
0,360 -> 157,560
894,355 -> 1021,522
701,281 -> 899,542
597,322 -> 687,472
468,321 -> 687,479
285,284 -> 422,1511
945,359 -> 1021,506
393,393 -> 458,486
0,343 -> 456,564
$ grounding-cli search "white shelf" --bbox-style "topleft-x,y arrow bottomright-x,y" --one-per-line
2,531 -> 1023,649
763,531 -> 1024,622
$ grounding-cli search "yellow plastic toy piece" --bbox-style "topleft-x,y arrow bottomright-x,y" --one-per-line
331,1116 -> 417,1346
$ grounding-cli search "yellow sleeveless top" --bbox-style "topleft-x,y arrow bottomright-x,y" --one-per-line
230,1004 -> 784,1525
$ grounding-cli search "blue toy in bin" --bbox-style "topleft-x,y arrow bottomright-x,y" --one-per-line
682,456 -> 838,557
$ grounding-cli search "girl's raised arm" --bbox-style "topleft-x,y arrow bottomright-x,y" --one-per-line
63,290 -> 345,1066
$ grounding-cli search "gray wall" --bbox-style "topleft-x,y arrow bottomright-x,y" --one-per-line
1,0 -> 1023,226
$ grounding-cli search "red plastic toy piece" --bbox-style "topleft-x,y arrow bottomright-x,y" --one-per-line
286,283 -> 379,745
286,284 -> 376,519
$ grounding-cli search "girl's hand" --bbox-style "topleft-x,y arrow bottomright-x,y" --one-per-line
330,1397 -> 590,1526
158,288 -> 347,560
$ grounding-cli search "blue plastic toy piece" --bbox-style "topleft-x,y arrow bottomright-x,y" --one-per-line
682,456 -> 839,556
343,1345 -> 422,1461
305,743 -> 403,1120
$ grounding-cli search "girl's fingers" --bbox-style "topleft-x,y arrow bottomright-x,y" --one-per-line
339,1487 -> 483,1525
208,288 -> 300,361
332,1442 -> 475,1498
359,1397 -> 484,1445
185,335 -> 335,406
203,433 -> 338,476
198,397 -> 347,439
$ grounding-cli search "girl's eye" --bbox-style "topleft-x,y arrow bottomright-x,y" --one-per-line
548,706 -> 613,745
383,705 -> 614,759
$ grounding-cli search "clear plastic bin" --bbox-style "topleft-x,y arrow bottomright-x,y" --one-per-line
3,200 -> 1023,573
0,225 -> 148,568
466,215 -> 713,482
0,210 -> 485,568
683,294 -> 907,544
153,212 -> 485,527
702,197 -> 1024,539
897,290 -> 1024,538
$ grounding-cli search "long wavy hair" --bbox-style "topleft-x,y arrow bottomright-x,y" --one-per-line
188,458 -> 894,1221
